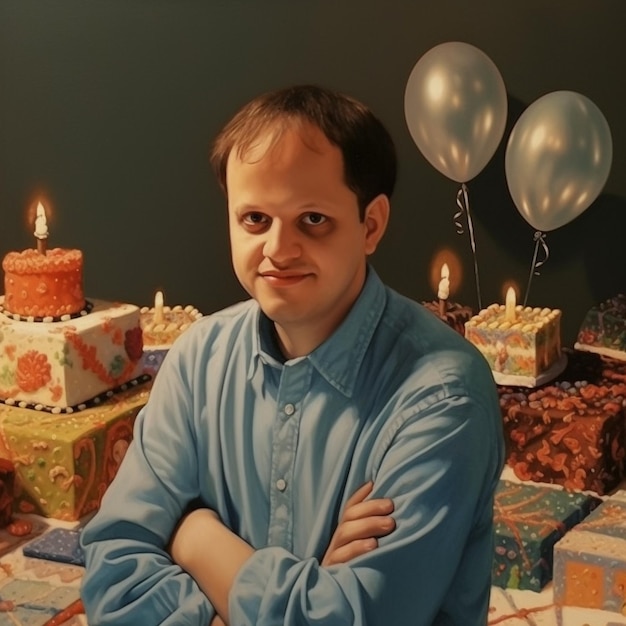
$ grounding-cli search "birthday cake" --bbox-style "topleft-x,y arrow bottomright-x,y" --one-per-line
0,296 -> 144,410
465,303 -> 563,386
2,247 -> 85,319
139,294 -> 202,375
421,300 -> 473,336
575,293 -> 626,361
0,210 -> 150,520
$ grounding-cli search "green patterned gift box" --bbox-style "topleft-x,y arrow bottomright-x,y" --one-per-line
492,479 -> 599,591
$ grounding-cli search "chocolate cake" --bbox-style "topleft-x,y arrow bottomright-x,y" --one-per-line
421,300 -> 473,336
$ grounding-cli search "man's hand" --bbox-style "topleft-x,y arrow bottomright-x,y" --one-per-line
322,481 -> 395,567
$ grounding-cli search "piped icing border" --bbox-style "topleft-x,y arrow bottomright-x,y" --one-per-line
0,373 -> 152,414
0,299 -> 94,323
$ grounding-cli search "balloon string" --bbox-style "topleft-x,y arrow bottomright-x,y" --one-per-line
523,231 -> 549,306
455,183 -> 482,310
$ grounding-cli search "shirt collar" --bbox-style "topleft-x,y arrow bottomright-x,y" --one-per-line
250,266 -> 386,397
308,266 -> 386,397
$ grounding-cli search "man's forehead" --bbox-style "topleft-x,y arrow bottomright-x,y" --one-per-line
228,121 -> 332,167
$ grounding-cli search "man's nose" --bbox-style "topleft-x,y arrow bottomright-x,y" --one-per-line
263,221 -> 301,262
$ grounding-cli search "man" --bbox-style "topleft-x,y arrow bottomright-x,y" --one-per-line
81,84 -> 504,625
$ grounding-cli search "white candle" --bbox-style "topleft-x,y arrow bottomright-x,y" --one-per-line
438,263 -> 450,316
33,201 -> 49,254
505,286 -> 516,322
154,290 -> 165,325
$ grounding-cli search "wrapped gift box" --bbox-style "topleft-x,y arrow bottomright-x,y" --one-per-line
553,490 -> 626,614
0,382 -> 150,521
499,380 -> 626,495
492,480 -> 599,592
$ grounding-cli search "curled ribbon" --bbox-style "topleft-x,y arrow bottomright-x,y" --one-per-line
523,231 -> 550,307
532,231 -> 550,275
454,183 -> 482,310
453,186 -> 466,235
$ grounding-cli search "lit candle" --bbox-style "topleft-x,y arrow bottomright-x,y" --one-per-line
505,286 -> 516,322
33,201 -> 49,255
438,263 -> 450,317
154,290 -> 165,325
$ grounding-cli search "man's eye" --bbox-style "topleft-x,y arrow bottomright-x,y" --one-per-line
242,213 -> 268,226
302,213 -> 327,226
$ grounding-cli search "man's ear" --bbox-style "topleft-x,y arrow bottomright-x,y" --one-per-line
363,194 -> 390,255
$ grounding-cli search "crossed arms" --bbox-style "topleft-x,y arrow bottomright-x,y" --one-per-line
169,481 -> 395,625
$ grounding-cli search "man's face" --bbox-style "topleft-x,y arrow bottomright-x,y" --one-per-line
226,123 -> 384,353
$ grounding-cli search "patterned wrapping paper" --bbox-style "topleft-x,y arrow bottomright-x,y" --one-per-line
492,480 -> 599,592
22,528 -> 84,566
0,529 -> 84,626
553,491 -> 626,614
499,379 -> 626,495
0,384 -> 150,521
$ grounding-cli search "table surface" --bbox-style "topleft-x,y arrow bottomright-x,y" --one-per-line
0,470 -> 624,626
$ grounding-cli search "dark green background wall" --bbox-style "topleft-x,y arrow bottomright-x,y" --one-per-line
1,1 -> 624,346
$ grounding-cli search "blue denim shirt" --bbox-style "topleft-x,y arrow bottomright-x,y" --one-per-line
81,267 -> 504,625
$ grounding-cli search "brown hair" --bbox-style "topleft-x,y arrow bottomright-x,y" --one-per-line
210,84 -> 397,219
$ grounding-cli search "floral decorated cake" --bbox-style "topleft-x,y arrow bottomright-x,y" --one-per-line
465,303 -> 563,385
0,234 -> 150,521
0,298 -> 144,410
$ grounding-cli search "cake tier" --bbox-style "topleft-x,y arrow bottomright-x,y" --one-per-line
139,304 -> 202,347
2,248 -> 85,318
553,491 -> 626,614
575,293 -> 626,361
0,298 -> 144,409
492,479 -> 599,592
0,382 -> 150,520
499,376 -> 626,495
421,300 -> 473,336
465,303 -> 562,379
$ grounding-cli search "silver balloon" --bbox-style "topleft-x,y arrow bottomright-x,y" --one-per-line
404,41 -> 508,183
505,91 -> 612,232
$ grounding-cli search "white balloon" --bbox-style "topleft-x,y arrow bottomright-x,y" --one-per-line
405,42 -> 508,183
505,91 -> 612,232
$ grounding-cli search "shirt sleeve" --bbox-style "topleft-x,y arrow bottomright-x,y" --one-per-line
80,338 -> 216,626
229,351 -> 504,626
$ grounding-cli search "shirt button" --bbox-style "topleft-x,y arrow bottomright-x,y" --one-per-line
284,403 -> 295,416
276,478 -> 287,491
